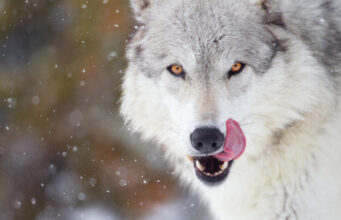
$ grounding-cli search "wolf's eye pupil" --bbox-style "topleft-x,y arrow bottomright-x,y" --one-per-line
167,64 -> 185,77
228,62 -> 245,78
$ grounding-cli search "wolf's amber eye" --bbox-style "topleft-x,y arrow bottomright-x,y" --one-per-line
167,64 -> 184,77
228,62 -> 245,78
231,63 -> 243,72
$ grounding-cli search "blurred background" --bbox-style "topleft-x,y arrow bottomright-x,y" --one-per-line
0,0 -> 211,219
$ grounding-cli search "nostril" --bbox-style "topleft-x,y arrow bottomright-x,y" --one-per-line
196,142 -> 203,148
211,142 -> 217,148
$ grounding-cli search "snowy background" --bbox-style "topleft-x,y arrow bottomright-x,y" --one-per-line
0,0 -> 211,219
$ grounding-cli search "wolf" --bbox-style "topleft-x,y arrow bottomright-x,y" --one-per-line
120,0 -> 341,219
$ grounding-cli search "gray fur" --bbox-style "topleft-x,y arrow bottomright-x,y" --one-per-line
127,0 -> 279,78
121,0 -> 341,219
127,0 -> 341,77
268,0 -> 341,72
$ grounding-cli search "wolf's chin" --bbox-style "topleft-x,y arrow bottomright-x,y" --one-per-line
192,156 -> 234,185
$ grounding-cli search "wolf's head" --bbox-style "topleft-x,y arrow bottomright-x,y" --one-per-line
121,0 -> 335,187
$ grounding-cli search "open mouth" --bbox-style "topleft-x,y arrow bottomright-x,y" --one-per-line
193,156 -> 233,185
189,119 -> 245,185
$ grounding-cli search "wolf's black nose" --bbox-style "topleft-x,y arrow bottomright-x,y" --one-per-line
190,127 -> 225,154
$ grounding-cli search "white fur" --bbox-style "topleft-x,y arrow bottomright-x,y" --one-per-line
121,1 -> 341,219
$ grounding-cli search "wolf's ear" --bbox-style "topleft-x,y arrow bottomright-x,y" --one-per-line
130,0 -> 152,21
252,0 -> 286,28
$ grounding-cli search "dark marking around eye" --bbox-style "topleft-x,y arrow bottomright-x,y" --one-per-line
228,62 -> 246,79
167,64 -> 185,78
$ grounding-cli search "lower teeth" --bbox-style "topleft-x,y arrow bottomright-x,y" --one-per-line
204,170 -> 223,176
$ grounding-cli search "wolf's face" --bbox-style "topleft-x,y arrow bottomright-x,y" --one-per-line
121,0 -> 334,186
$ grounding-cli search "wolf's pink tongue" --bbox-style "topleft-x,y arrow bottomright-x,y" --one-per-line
214,119 -> 246,162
